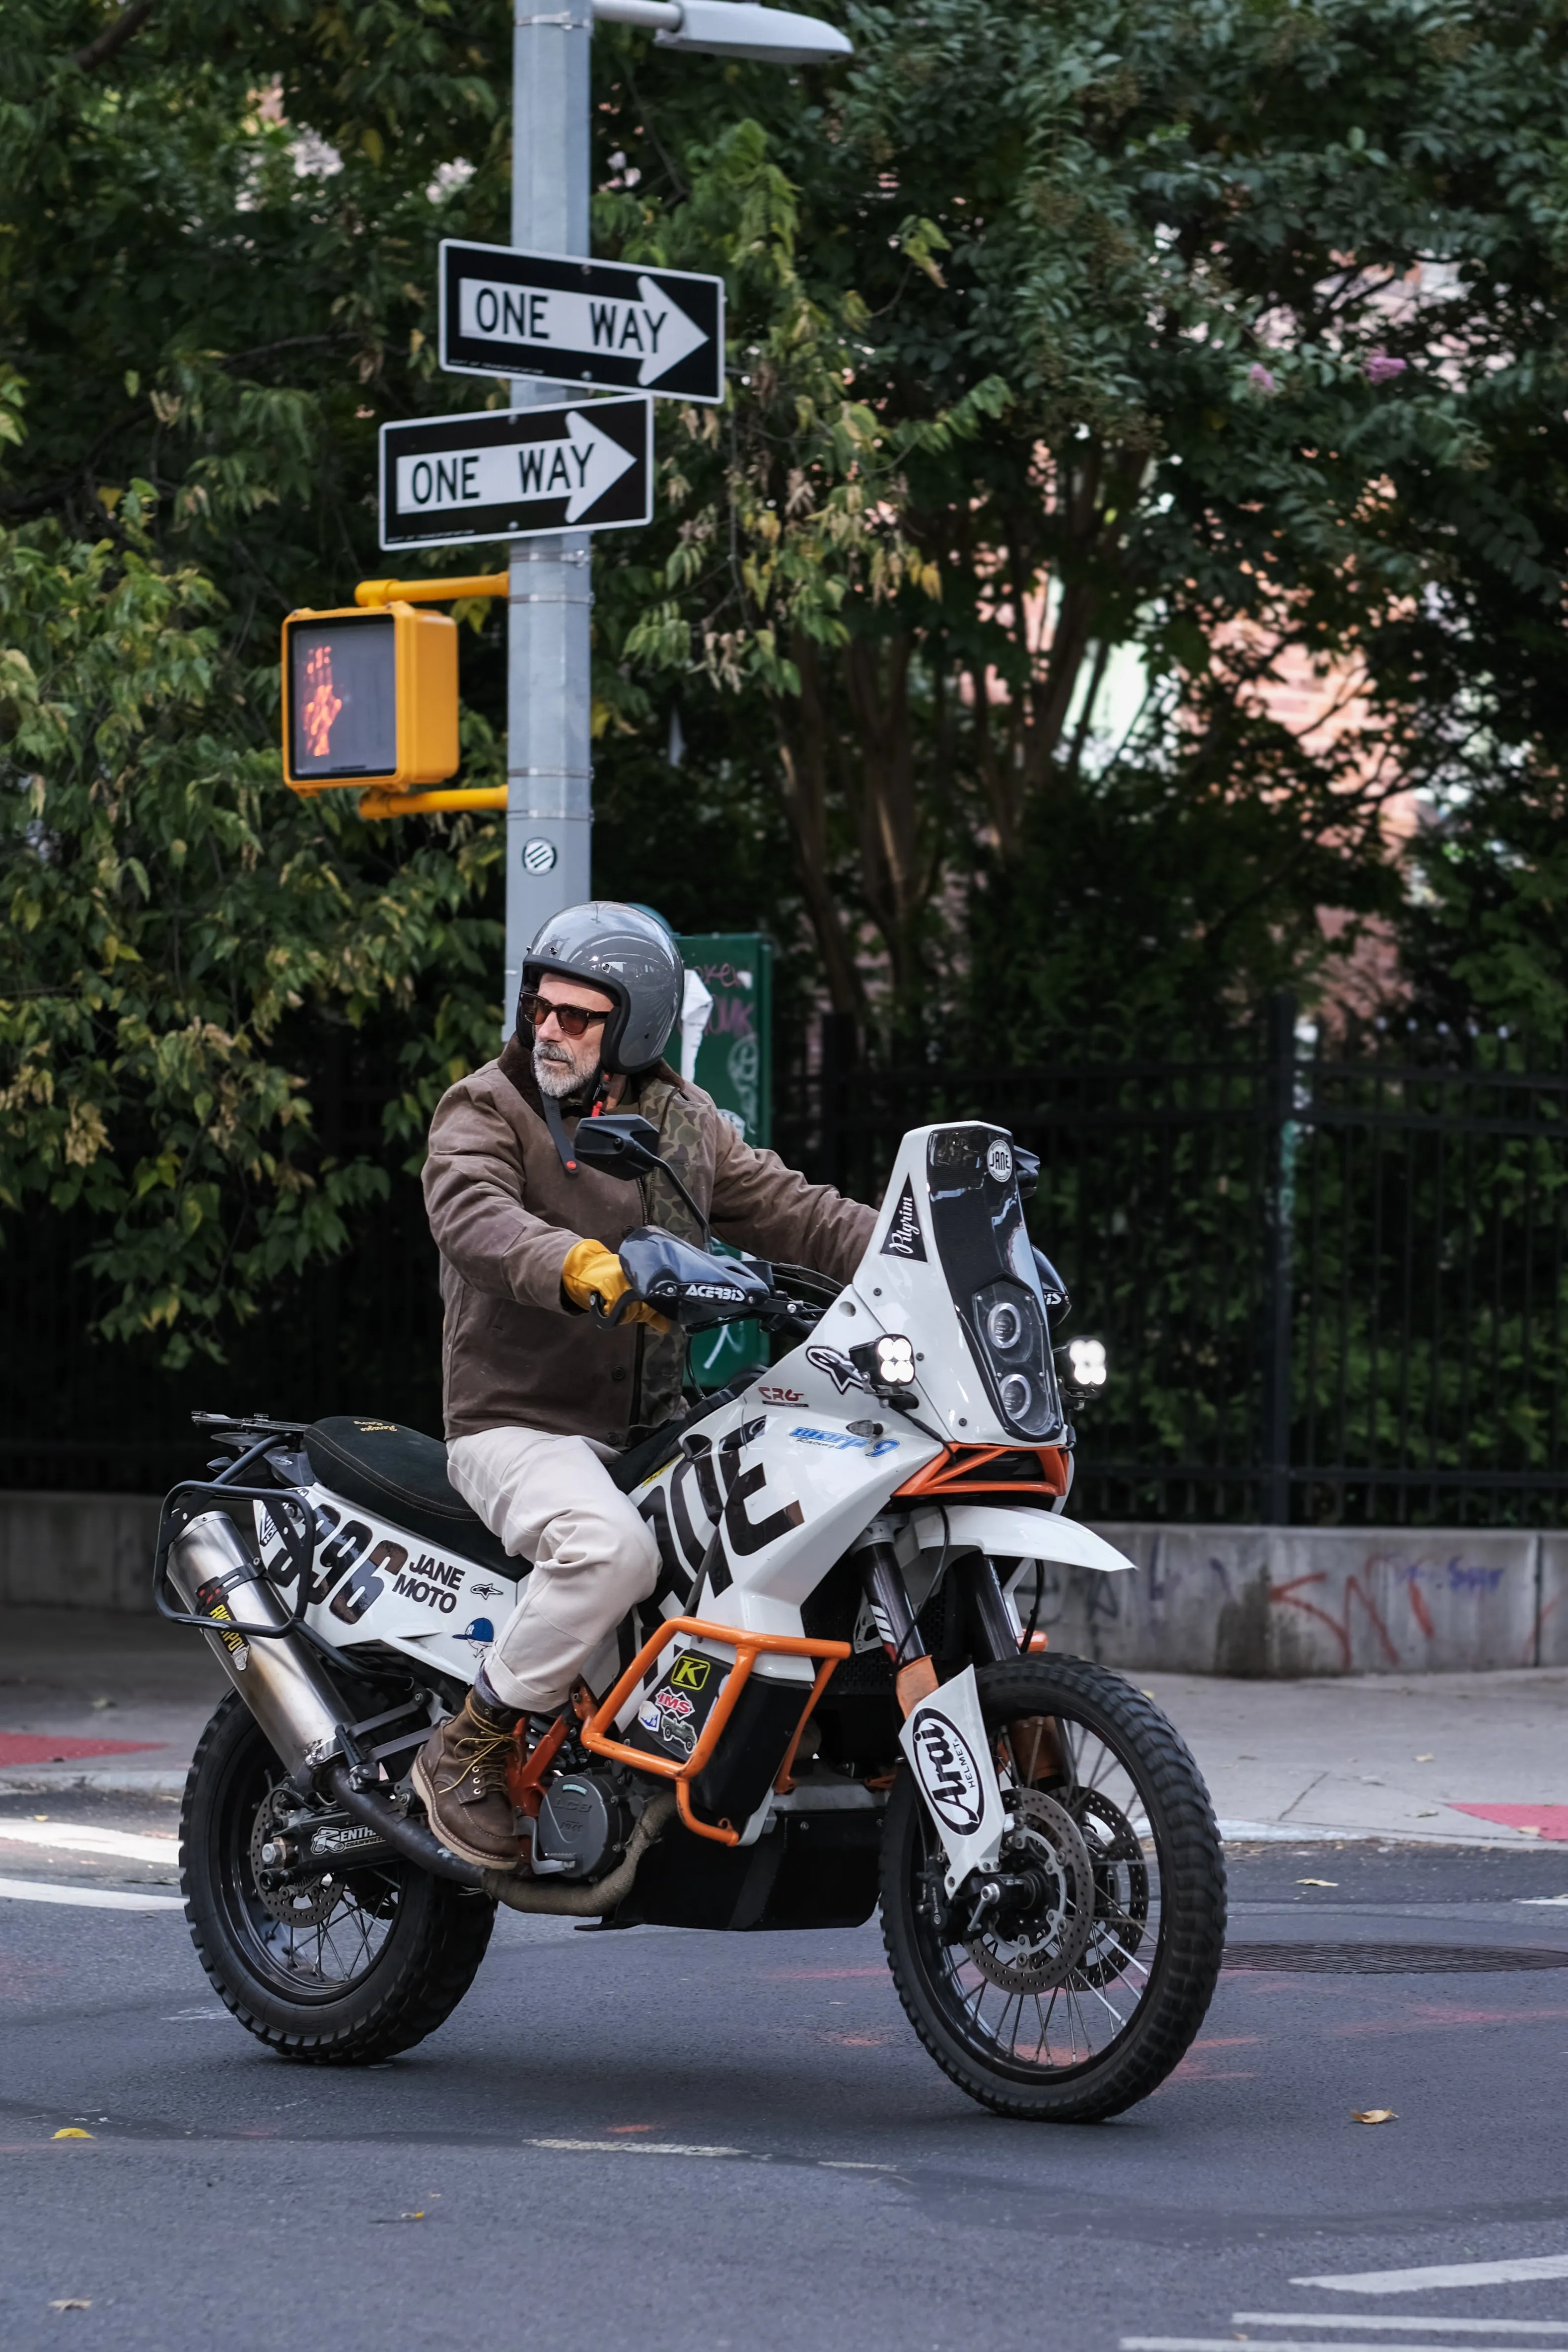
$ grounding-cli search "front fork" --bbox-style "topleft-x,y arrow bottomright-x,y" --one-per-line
855,1523 -> 1066,1783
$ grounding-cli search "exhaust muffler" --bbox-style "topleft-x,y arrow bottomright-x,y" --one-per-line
166,1509 -> 345,1784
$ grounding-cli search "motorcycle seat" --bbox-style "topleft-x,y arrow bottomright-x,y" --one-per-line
303,1418 -> 519,1580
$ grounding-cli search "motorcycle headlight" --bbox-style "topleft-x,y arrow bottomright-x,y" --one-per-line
969,1278 -> 1061,1439
986,1298 -> 1025,1354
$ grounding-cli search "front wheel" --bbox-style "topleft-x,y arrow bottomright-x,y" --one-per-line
181,1690 -> 496,2064
881,1656 -> 1225,2122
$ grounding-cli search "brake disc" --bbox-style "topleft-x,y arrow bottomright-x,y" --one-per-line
1071,1785 -> 1150,1987
249,1794 -> 341,1928
964,1787 -> 1096,1993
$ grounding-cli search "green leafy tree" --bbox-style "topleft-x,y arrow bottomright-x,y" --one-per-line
0,2 -> 513,1363
591,0 -> 1568,1044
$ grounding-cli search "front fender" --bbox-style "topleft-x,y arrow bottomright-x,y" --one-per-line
909,1504 -> 1134,1576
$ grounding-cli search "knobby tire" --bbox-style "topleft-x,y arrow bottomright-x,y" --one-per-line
181,1690 -> 495,2065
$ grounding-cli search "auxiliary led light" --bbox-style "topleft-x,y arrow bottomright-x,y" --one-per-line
1067,1337 -> 1109,1390
875,1335 -> 917,1387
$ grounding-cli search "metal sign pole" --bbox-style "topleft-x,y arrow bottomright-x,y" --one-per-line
499,0 -> 850,1034
506,0 -> 594,1033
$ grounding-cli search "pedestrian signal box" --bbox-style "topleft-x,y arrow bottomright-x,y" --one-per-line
281,603 -> 459,795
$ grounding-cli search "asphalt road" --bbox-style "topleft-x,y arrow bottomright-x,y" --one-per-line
4,1807 -> 1568,2352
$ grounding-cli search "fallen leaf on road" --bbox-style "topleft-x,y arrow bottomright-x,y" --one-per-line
1353,2108 -> 1397,2124
51,2130 -> 91,2141
1519,1826 -> 1544,1838
1416,1753 -> 1434,1762
48,2300 -> 91,2312
1297,1877 -> 1337,1887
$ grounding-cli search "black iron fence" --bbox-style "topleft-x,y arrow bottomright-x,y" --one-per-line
5,1005 -> 1566,1523
780,1004 -> 1568,1528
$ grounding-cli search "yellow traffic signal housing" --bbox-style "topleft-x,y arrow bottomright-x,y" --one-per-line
281,602 -> 458,795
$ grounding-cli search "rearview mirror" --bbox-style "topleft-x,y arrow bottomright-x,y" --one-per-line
570,1113 -> 663,1181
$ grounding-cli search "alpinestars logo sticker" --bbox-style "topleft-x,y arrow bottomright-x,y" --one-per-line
805,1345 -> 872,1397
881,1177 -> 927,1261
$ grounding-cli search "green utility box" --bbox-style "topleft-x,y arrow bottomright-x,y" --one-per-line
675,933 -> 774,1387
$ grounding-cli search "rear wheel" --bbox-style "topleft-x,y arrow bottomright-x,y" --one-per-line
180,1690 -> 495,2064
881,1656 -> 1225,2122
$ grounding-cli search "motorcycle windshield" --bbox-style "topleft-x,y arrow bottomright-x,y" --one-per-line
926,1126 -> 1069,1445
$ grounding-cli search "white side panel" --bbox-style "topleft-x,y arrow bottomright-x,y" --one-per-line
254,1486 -> 518,1681
628,1390 -> 942,1640
910,1504 -> 1135,1576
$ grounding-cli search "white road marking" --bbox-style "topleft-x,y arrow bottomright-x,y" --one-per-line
164,2007 -> 229,2022
0,1822 -> 178,1865
1125,2340 -> 1559,2352
1293,2264 -> 1568,2296
525,2138 -> 742,2159
0,1876 -> 182,1912
1235,2321 -> 1568,2336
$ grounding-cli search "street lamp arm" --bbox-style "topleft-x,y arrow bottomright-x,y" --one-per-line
593,0 -> 681,23
591,0 -> 852,63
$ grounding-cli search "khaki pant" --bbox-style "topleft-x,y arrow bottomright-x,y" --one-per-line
446,1425 -> 660,1714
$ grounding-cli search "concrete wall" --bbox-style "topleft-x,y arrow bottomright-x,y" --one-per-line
2,1491 -> 1566,1677
0,1493 -> 164,1614
1048,1525 -> 1568,1677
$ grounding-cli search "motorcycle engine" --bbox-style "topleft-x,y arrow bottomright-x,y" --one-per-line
532,1771 -> 632,1880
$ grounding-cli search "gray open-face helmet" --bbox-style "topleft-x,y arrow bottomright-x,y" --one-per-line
521,901 -> 684,1075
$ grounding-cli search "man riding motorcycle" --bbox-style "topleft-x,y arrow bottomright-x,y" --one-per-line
411,902 -> 875,1870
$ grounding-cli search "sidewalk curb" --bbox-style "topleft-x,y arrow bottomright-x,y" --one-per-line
0,1770 -> 188,1797
1214,1816 -> 1552,1849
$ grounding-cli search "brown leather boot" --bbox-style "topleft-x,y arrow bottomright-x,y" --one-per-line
411,1692 -> 527,1872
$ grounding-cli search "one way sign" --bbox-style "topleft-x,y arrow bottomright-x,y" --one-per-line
439,240 -> 724,405
378,397 -> 651,552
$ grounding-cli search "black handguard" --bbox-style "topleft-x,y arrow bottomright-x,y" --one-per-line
614,1227 -> 774,1332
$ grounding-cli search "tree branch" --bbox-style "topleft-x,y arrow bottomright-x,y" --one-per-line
73,0 -> 155,73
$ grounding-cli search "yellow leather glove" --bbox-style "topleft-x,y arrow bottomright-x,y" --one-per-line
560,1238 -> 671,1333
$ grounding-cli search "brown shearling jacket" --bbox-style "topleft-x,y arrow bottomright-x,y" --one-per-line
422,1036 -> 876,1447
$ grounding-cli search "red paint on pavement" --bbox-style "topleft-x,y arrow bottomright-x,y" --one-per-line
0,1735 -> 165,1765
1447,1802 -> 1568,1840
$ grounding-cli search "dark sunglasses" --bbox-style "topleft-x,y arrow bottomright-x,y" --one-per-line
519,990 -> 612,1041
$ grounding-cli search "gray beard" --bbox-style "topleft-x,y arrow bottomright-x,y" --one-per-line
533,1040 -> 596,1103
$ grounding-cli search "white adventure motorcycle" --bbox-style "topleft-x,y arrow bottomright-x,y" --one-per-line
157,1117 -> 1225,2123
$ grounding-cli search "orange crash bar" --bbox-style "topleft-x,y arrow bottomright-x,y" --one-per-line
581,1615 -> 851,1847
